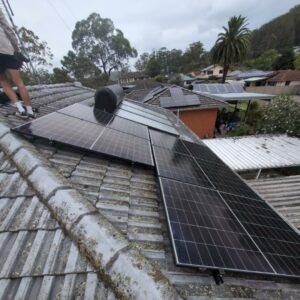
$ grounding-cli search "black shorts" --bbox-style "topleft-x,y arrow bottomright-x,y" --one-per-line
0,53 -> 23,73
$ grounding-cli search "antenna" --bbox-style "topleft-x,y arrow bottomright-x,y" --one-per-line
1,0 -> 40,84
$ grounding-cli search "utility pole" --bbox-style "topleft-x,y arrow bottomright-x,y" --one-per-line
1,0 -> 40,83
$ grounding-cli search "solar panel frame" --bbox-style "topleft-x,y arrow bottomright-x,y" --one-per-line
152,146 -> 212,187
59,103 -> 113,125
120,103 -> 172,125
159,178 -> 275,273
116,109 -> 179,136
122,100 -> 169,120
91,127 -> 154,166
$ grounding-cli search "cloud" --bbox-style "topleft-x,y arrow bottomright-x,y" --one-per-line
7,0 -> 300,69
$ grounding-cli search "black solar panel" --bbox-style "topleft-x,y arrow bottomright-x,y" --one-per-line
221,193 -> 300,276
160,88 -> 200,108
59,103 -> 113,125
149,130 -> 189,154
153,146 -> 212,187
108,116 -> 149,140
150,131 -> 300,277
160,178 -> 274,272
196,159 -> 260,199
13,111 -> 153,166
91,128 -> 154,166
12,112 -> 104,149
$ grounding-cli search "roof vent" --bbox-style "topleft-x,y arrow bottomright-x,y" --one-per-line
94,84 -> 124,113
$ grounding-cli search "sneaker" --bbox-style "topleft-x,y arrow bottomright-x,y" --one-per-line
15,110 -> 28,119
27,112 -> 36,119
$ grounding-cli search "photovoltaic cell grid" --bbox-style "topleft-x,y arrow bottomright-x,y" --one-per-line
12,112 -> 105,149
160,178 -> 273,273
150,129 -> 300,277
160,87 -> 200,108
13,108 -> 154,166
193,83 -> 244,94
92,128 -> 153,166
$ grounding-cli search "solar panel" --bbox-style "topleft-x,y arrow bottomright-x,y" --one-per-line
160,88 -> 200,108
193,84 -> 244,94
116,109 -> 179,136
12,112 -> 104,149
152,146 -> 212,187
170,87 -> 184,102
182,140 -> 225,165
149,129 -> 189,154
91,128 -> 154,166
221,193 -> 300,276
160,178 -> 274,273
151,132 -> 300,277
108,116 -> 149,140
195,159 -> 260,199
123,100 -> 169,120
59,103 -> 113,125
13,111 -> 153,166
119,103 -> 172,125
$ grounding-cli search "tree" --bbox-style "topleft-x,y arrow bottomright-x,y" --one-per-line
182,41 -> 208,72
17,27 -> 53,84
51,68 -> 73,84
71,13 -> 137,80
253,49 -> 279,70
18,27 -> 53,72
261,95 -> 300,135
135,52 -> 150,72
211,15 -> 251,83
294,53 -> 300,70
273,48 -> 295,70
60,51 -> 105,88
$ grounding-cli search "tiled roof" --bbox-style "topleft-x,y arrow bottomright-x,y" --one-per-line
267,70 -> 300,82
146,85 -> 226,110
0,83 -> 300,299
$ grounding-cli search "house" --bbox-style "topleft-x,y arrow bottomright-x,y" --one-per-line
199,64 -> 224,79
118,71 -> 146,84
0,83 -> 300,299
266,69 -> 300,86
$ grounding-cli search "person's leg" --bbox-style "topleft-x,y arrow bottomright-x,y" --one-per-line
0,72 -> 18,103
6,69 -> 31,106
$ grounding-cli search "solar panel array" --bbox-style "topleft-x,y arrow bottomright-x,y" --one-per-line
193,83 -> 244,94
13,103 -> 154,166
150,129 -> 300,277
12,99 -> 300,278
160,87 -> 200,108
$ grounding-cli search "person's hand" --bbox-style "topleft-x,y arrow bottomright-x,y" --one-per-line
14,52 -> 30,63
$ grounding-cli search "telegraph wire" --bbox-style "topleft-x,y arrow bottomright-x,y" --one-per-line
46,0 -> 72,32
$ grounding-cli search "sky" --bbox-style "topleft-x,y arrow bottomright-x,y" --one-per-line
3,0 -> 300,69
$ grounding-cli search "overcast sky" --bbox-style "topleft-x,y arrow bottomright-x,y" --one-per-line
4,0 -> 300,69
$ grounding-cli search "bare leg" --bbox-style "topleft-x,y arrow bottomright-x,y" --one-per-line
0,72 -> 18,103
6,69 -> 32,106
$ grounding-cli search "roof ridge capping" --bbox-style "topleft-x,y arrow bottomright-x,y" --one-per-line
0,121 -> 182,300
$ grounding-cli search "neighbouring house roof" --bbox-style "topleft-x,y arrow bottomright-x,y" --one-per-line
145,85 -> 227,110
267,70 -> 300,82
209,92 -> 275,102
0,83 -> 300,299
228,70 -> 275,80
201,64 -> 221,72
244,77 -> 268,82
179,73 -> 194,81
203,135 -> 300,171
193,83 -> 245,94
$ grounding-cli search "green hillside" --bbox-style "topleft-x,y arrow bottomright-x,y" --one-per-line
250,5 -> 300,57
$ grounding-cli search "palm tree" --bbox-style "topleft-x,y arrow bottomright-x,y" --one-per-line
212,15 -> 251,83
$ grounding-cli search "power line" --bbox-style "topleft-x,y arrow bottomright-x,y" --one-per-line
46,0 -> 72,32
61,0 -> 77,22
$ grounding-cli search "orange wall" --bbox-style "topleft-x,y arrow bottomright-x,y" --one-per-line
178,109 -> 218,138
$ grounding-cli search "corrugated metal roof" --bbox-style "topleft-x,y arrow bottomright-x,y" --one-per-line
203,135 -> 300,171
209,92 -> 275,101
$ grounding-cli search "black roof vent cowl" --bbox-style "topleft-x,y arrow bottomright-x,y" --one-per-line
94,84 -> 124,113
